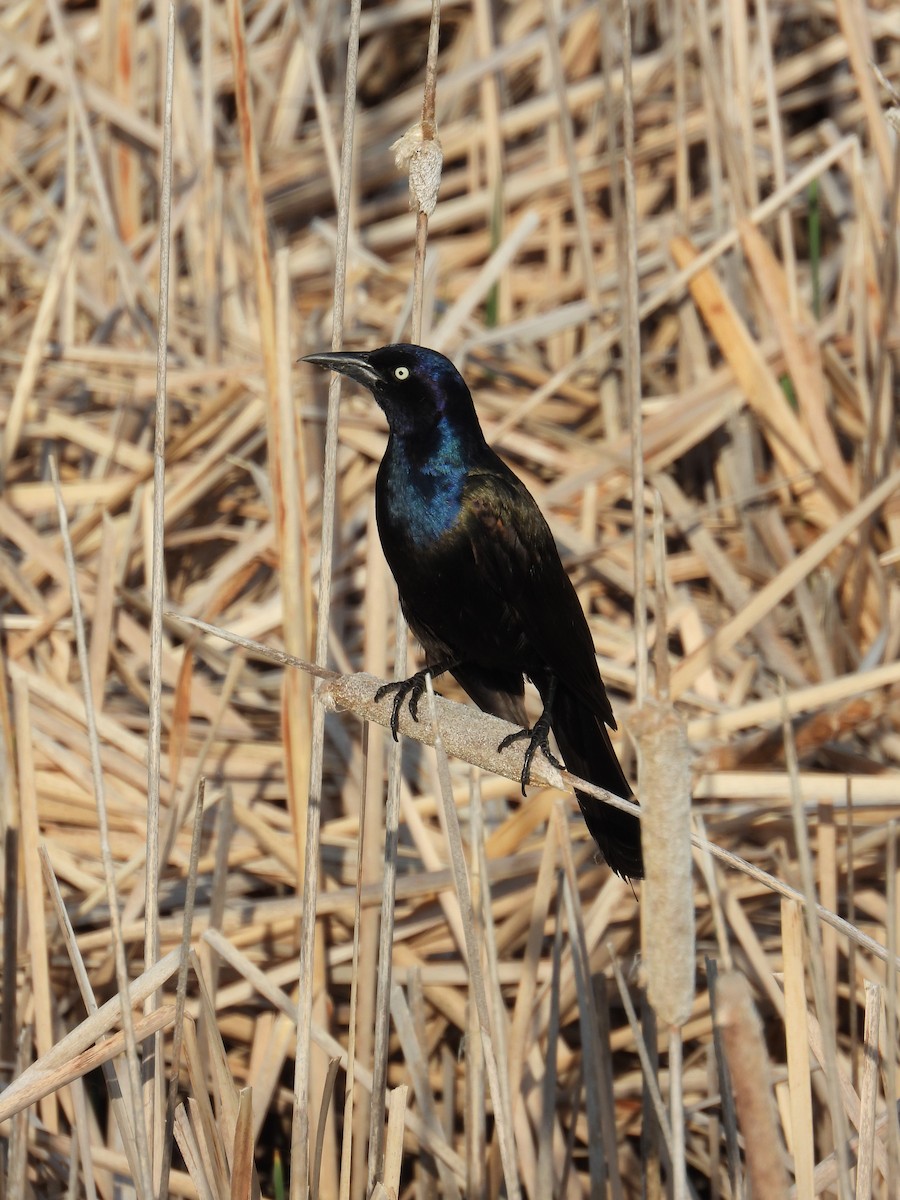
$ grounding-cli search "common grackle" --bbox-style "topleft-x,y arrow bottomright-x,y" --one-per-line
303,344 -> 643,879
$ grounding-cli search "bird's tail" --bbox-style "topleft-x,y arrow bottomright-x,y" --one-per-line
548,683 -> 644,879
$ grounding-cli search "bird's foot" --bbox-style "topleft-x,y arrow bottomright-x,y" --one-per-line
375,659 -> 458,740
498,715 -> 563,796
375,671 -> 431,740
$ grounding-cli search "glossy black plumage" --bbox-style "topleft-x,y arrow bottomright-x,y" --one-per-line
303,344 -> 643,878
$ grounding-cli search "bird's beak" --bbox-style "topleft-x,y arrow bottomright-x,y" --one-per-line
301,351 -> 380,390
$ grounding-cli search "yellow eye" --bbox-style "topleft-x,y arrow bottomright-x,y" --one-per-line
394,366 -> 410,381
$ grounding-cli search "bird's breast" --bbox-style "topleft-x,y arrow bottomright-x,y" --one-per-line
376,450 -> 465,550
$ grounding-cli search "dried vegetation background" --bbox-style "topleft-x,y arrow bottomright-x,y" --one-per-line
0,0 -> 899,1197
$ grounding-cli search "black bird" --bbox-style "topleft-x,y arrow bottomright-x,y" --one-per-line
303,344 -> 643,879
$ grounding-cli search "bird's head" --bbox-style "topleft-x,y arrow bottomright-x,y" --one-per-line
302,344 -> 480,440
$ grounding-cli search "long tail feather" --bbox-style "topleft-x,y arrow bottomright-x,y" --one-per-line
547,683 -> 644,879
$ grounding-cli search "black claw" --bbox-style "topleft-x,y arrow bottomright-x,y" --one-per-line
498,718 -> 563,795
542,743 -> 564,771
375,671 -> 430,740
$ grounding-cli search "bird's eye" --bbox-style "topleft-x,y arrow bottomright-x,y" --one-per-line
393,366 -> 410,381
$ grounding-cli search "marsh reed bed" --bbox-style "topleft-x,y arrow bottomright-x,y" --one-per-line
0,0 -> 898,1196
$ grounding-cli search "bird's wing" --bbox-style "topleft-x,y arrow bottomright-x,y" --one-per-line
460,463 -> 617,728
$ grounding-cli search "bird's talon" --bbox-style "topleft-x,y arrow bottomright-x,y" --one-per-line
375,670 -> 434,738
390,693 -> 404,740
497,720 -> 561,793
497,728 -> 525,753
542,745 -> 564,770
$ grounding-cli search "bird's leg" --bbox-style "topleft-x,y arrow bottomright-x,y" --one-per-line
375,658 -> 459,741
497,675 -> 564,795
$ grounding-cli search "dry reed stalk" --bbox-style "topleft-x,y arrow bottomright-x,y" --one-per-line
0,1005 -> 176,1121
50,458 -> 155,1197
0,199 -> 86,476
856,982 -> 884,1196
39,841 -> 144,1190
0,950 -> 181,1123
12,678 -> 55,1133
422,676 -> 521,1199
143,9 -> 178,1186
557,813 -> 621,1195
291,0 -> 363,1192
159,779 -> 207,1200
781,898 -> 816,1195
382,1083 -> 408,1195
783,687 -> 854,1198
884,821 -> 899,1196
367,8 -> 443,1191
536,896 -> 563,1196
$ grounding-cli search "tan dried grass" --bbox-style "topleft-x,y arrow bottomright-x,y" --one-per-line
0,1 -> 898,1198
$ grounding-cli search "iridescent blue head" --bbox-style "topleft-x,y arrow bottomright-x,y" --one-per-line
302,343 -> 481,441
